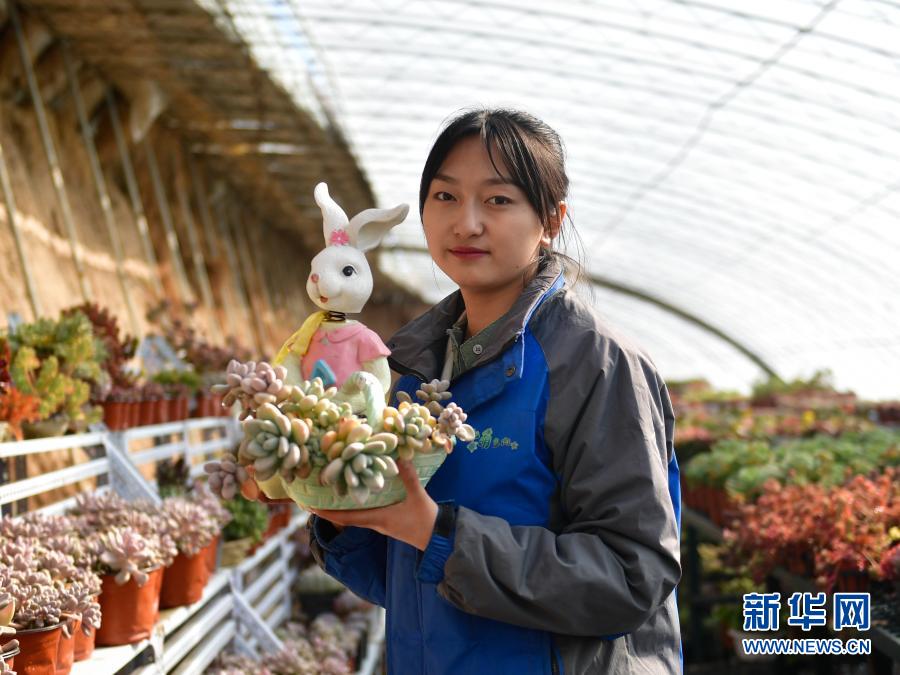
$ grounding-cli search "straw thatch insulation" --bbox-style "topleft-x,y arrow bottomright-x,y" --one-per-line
0,1 -> 429,509
1,0 -> 429,352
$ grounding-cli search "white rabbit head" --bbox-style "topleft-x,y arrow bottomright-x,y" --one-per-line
307,182 -> 409,314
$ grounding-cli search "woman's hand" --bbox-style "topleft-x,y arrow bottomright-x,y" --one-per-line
309,460 -> 439,551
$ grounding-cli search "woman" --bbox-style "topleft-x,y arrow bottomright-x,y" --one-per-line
308,108 -> 682,674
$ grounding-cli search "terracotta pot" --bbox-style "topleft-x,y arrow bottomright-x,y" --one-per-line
194,395 -> 210,418
55,619 -> 78,675
139,399 -> 156,426
220,537 -> 253,567
160,550 -> 210,608
180,397 -> 190,420
102,401 -> 125,431
72,624 -> 95,662
155,398 -> 169,424
127,401 -> 140,429
205,535 -> 220,575
95,567 -> 163,646
14,623 -> 63,675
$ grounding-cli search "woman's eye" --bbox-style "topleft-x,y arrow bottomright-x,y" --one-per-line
342,266 -> 355,277
487,195 -> 512,205
434,191 -> 454,201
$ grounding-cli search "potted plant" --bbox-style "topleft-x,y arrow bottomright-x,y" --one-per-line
90,525 -> 173,646
219,495 -> 267,566
153,371 -> 201,422
68,494 -> 176,647
0,513 -> 104,671
158,498 -> 220,608
5,312 -> 105,437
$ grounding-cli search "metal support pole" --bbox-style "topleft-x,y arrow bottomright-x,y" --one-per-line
187,154 -> 239,340
0,138 -> 42,319
143,137 -> 195,305
10,1 -> 92,302
106,91 -> 164,298
214,193 -> 262,354
63,44 -> 141,335
172,154 -> 220,341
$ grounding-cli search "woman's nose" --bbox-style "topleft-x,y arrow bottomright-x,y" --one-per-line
310,273 -> 319,283
454,204 -> 483,236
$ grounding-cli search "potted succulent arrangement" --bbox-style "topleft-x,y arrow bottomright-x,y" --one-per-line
0,340 -> 41,442
69,492 -> 176,646
139,382 -> 167,426
158,497 -> 220,608
0,542 -> 88,675
219,494 -> 268,567
152,370 -> 201,422
205,361 -> 474,509
0,513 -> 103,667
189,487 -> 231,574
4,312 -> 106,437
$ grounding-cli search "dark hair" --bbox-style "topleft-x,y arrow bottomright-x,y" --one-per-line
419,108 -> 585,284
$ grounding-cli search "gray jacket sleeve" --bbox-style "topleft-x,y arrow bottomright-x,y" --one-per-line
431,328 -> 681,636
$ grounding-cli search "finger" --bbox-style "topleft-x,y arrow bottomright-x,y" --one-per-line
397,459 -> 422,495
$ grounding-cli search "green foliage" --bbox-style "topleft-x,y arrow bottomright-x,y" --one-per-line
751,368 -> 835,398
684,429 -> 900,500
152,369 -> 202,395
5,312 -> 105,425
222,496 -> 268,543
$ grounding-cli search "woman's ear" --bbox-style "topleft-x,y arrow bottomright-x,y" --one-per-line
541,201 -> 566,247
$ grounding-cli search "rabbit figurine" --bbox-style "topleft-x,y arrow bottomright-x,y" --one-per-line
273,182 -> 408,413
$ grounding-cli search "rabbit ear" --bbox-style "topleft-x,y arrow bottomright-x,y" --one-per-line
348,203 -> 409,252
314,182 -> 350,245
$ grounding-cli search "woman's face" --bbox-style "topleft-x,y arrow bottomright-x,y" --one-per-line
422,135 -> 553,297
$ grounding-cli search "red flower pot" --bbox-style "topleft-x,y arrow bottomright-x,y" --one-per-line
72,623 -> 95,662
205,535 -> 220,575
102,401 -> 125,431
180,397 -> 190,420
139,399 -> 156,426
55,619 -> 78,675
95,568 -> 163,646
156,398 -> 170,424
14,623 -> 63,675
127,401 -> 140,429
160,550 -> 210,608
168,398 -> 182,422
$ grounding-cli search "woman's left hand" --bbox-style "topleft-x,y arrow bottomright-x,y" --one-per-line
308,459 -> 439,551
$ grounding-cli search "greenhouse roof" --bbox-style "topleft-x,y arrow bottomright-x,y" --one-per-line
62,1 -> 900,397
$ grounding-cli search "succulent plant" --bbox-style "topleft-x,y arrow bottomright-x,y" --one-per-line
206,360 -> 475,506
160,497 -> 219,556
318,420 -> 400,505
97,527 -> 162,586
212,361 -> 292,417
241,403 -> 314,482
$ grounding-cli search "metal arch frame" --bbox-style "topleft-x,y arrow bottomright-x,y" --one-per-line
262,12 -> 900,134
297,0 -> 900,64
381,244 -> 779,379
368,164 -> 896,323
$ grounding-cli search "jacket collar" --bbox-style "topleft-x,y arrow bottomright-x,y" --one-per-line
387,253 -> 565,381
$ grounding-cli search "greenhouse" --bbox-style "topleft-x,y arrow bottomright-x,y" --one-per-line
0,0 -> 898,673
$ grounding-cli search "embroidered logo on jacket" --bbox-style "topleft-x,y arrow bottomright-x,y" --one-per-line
466,427 -> 519,452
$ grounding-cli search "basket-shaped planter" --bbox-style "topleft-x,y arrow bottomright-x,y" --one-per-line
280,449 -> 447,510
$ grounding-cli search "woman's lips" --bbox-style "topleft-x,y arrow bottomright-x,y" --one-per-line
450,248 -> 488,259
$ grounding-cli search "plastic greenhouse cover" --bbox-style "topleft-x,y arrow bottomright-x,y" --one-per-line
218,0 -> 900,399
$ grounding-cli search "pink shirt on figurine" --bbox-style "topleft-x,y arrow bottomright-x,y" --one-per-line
301,323 -> 391,385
